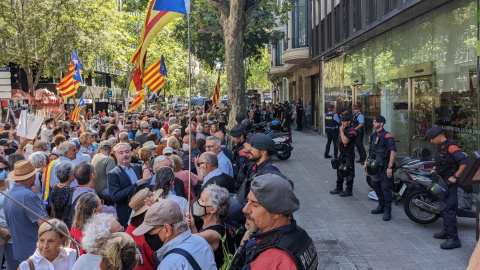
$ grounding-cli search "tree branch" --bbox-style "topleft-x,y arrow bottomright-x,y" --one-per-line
206,0 -> 229,17
244,0 -> 262,20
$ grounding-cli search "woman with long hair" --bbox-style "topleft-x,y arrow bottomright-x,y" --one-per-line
70,193 -> 103,255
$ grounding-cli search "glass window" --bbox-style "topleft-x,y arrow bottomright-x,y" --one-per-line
292,0 -> 308,48
275,39 -> 284,66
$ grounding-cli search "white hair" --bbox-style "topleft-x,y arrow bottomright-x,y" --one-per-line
82,213 -> 118,253
113,142 -> 131,152
206,136 -> 221,146
29,151 -> 47,168
140,121 -> 150,130
154,155 -> 174,168
57,141 -> 74,156
197,125 -> 203,133
172,220 -> 188,234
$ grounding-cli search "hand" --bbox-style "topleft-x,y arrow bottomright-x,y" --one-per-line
339,125 -> 345,132
363,163 -> 367,172
387,168 -> 393,178
144,196 -> 156,206
137,177 -> 152,185
185,213 -> 195,231
448,176 -> 457,184
0,228 -> 10,241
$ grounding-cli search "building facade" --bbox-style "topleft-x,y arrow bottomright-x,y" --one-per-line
269,0 -> 479,158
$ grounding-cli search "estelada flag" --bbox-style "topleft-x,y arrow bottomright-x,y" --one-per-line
130,0 -> 189,71
144,55 -> 167,93
56,49 -> 84,98
70,97 -> 86,121
128,89 -> 145,112
212,73 -> 220,105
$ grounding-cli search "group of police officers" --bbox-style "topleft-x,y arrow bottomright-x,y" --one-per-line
324,105 -> 467,250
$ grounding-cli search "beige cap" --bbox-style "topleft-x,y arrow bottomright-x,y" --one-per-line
132,199 -> 184,236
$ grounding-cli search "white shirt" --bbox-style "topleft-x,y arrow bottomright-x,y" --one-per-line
19,247 -> 77,270
0,180 -> 14,244
40,128 -> 53,142
158,191 -> 189,216
74,152 -> 91,166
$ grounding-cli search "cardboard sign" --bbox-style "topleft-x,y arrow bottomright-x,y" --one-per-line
17,110 -> 44,140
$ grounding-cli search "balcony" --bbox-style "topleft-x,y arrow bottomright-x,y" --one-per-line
283,47 -> 309,65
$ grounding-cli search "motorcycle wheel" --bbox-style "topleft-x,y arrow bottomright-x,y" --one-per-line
277,145 -> 292,160
403,189 -> 441,224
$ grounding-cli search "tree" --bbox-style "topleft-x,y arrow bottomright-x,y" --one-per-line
0,0 -> 122,96
245,47 -> 270,90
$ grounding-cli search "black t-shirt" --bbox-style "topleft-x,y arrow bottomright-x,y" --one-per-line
199,225 -> 234,269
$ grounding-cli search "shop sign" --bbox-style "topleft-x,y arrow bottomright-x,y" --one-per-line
84,99 -> 93,104
0,67 -> 11,99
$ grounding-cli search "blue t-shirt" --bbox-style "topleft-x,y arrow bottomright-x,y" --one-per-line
4,184 -> 47,262
356,113 -> 365,124
150,128 -> 162,138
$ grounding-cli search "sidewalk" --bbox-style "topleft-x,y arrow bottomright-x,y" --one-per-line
273,129 -> 476,270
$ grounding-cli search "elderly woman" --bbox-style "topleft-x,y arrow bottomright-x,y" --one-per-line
166,136 -> 183,158
19,219 -> 77,270
186,184 -> 233,269
0,157 -> 14,269
70,193 -> 103,256
48,151 -> 59,163
170,154 -> 198,204
153,167 -> 188,216
50,162 -> 75,225
72,213 -> 122,270
53,134 -> 66,152
100,232 -> 137,270
138,147 -> 155,180
29,151 -> 48,200
125,188 -> 161,270
79,132 -> 94,157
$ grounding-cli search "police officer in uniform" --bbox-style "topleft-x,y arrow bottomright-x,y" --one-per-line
427,126 -> 467,249
230,125 -> 250,190
281,102 -> 292,132
229,173 -> 318,270
324,104 -> 340,158
295,99 -> 303,131
353,105 -> 367,164
364,115 -> 397,221
330,114 -> 357,197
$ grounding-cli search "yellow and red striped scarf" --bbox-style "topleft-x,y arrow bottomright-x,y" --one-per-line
43,159 -> 58,205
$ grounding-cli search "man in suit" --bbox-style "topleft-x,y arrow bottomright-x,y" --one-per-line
108,142 -> 150,227
198,152 -> 234,193
152,155 -> 188,199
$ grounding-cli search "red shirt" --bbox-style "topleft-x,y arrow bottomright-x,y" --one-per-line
125,225 -> 158,270
250,247 -> 297,270
70,226 -> 86,255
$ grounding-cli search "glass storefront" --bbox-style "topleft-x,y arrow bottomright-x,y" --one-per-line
323,0 -> 478,158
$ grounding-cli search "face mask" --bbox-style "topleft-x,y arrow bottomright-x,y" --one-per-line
50,124 -> 54,129
182,143 -> 190,151
144,231 -> 164,251
0,170 -> 7,181
148,157 -> 155,166
193,201 -> 209,217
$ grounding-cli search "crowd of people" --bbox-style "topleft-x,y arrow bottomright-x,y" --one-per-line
0,103 -> 318,270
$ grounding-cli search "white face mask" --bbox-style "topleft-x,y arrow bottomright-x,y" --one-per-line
182,143 -> 190,151
50,124 -> 54,129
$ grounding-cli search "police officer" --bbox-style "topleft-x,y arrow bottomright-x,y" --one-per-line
230,173 -> 318,270
230,125 -> 250,190
427,126 -> 467,249
324,104 -> 340,159
295,98 -> 303,131
364,115 -> 397,221
330,114 -> 357,197
353,105 -> 367,164
281,102 -> 292,132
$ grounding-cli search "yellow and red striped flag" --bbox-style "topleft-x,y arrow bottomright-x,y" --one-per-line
128,89 -> 145,112
144,55 -> 167,93
212,73 -> 220,105
70,97 -> 86,121
56,50 -> 83,98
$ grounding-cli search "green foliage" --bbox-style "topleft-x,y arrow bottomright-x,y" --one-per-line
245,47 -> 270,90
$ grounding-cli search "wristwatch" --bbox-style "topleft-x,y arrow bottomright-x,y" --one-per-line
387,166 -> 393,169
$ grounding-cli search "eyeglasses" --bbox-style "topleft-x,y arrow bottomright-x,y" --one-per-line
205,145 -> 215,149
197,162 -> 209,166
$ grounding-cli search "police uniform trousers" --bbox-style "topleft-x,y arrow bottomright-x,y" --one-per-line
325,129 -> 339,157
296,115 -> 303,131
336,152 -> 355,191
443,183 -> 458,239
372,167 -> 394,212
355,131 -> 366,161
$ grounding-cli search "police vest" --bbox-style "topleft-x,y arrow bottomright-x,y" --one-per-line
325,113 -> 338,129
243,225 -> 318,270
434,140 -> 460,179
368,129 -> 393,161
353,112 -> 364,131
338,127 -> 357,153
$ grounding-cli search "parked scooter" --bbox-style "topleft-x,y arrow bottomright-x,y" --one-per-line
403,173 -> 476,224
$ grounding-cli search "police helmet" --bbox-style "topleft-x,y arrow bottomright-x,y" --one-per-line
240,119 -> 252,131
338,162 -> 353,178
427,183 -> 447,202
366,158 -> 384,181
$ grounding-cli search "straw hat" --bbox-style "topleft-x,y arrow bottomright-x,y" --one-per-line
8,160 -> 40,182
142,141 -> 156,150
129,188 -> 163,218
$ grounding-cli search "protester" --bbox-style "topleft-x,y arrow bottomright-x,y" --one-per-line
0,157 -> 14,269
205,136 -> 233,177
29,151 -> 48,199
70,192 -> 103,256
133,200 -> 216,270
153,166 -> 189,215
50,162 -> 75,225
196,152 -> 234,193
18,219 -> 77,270
139,142 -> 156,180
171,154 -> 198,202
91,141 -> 116,205
100,232 -> 137,270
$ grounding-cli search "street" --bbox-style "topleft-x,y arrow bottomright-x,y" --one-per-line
274,129 -> 476,270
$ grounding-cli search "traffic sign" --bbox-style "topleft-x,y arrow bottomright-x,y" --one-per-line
107,90 -> 113,98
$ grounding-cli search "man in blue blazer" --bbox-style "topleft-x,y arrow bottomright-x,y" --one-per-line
108,142 -> 151,227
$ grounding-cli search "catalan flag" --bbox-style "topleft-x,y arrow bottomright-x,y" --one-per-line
43,159 -> 58,205
212,73 -> 220,105
130,0 -> 189,71
128,89 -> 145,112
56,50 -> 84,98
145,55 -> 167,93
70,97 -> 86,121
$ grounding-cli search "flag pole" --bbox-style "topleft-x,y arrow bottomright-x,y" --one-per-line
187,9 -> 192,212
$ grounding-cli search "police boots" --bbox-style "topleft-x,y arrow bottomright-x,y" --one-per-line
339,190 -> 352,197
371,205 -> 384,214
440,238 -> 461,250
330,188 -> 342,195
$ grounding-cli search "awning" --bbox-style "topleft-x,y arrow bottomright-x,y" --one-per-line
11,89 -> 33,100
31,88 -> 65,105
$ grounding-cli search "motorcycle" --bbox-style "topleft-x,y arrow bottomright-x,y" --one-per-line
402,173 -> 476,224
271,132 -> 293,160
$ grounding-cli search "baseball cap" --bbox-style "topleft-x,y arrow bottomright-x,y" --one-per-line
374,115 -> 386,124
163,147 -> 174,155
230,126 -> 245,137
250,173 -> 299,215
98,141 -> 112,150
132,199 -> 184,236
327,104 -> 334,109
249,134 -> 275,152
173,129 -> 181,136
427,126 -> 443,140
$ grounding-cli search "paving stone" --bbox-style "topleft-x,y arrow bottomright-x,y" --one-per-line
274,129 -> 476,270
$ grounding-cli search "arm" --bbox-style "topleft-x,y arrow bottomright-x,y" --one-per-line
386,150 -> 397,178
108,171 -> 137,203
449,164 -> 467,184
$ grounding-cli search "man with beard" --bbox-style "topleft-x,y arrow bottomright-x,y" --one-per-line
230,173 -> 318,270
230,125 -> 250,190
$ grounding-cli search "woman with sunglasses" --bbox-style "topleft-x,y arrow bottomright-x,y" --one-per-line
138,146 -> 156,180
0,157 -> 14,269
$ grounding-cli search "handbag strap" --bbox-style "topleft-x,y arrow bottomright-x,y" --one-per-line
164,248 -> 201,270
17,258 -> 35,270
